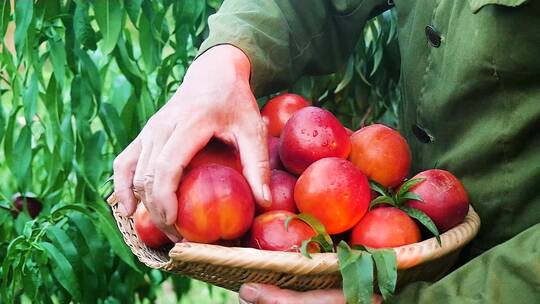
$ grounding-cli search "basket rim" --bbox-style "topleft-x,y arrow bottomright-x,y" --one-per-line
107,193 -> 480,276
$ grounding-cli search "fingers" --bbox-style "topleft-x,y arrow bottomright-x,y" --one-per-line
239,284 -> 346,304
140,130 -> 182,242
151,119 -> 213,231
235,118 -> 272,208
113,138 -> 142,216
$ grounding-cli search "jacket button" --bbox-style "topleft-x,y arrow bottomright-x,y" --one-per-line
412,124 -> 434,143
425,25 -> 441,47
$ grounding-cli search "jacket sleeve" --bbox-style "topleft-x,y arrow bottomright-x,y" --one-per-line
197,0 -> 390,97
389,223 -> 540,304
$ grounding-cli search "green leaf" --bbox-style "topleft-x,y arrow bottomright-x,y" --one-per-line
124,0 -> 143,24
14,0 -> 33,54
400,206 -> 441,245
138,10 -> 160,72
369,180 -> 389,197
39,242 -> 81,300
397,192 -> 424,204
337,241 -> 374,304
73,0 -> 97,50
48,38 -> 66,86
46,226 -> 80,265
369,195 -> 395,210
75,48 -> 101,102
91,200 -> 141,272
99,102 -> 128,151
365,247 -> 397,301
295,213 -> 333,246
35,0 -> 61,22
334,57 -> 354,94
396,178 -> 425,198
0,0 -> 10,37
12,125 -> 33,188
82,131 -> 106,188
93,0 -> 124,54
23,73 -> 38,124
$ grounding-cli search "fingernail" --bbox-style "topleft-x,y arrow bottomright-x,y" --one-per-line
118,203 -> 128,216
239,299 -> 251,304
239,284 -> 260,302
262,184 -> 272,204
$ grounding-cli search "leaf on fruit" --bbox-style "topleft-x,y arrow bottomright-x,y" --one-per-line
337,241 -> 374,304
293,213 -> 333,247
400,206 -> 441,245
365,247 -> 397,301
397,192 -> 424,204
288,214 -> 334,258
396,178 -> 425,198
369,195 -> 395,210
369,180 -> 389,197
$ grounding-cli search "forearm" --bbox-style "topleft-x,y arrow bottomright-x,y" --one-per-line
198,0 -> 390,97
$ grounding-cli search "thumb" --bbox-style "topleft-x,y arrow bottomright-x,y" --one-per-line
235,118 -> 272,208
239,283 -> 346,304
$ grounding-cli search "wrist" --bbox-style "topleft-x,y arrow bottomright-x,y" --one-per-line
191,44 -> 251,84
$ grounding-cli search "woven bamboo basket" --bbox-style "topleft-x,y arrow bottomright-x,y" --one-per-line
107,193 -> 480,292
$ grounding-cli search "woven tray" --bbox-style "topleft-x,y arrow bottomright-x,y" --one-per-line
107,193 -> 480,292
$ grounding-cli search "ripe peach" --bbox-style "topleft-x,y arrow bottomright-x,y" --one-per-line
349,124 -> 411,188
294,158 -> 370,234
261,93 -> 310,137
248,210 -> 318,252
186,138 -> 242,173
280,107 -> 351,175
134,204 -> 172,248
258,169 -> 298,214
349,207 -> 421,248
404,169 -> 469,232
268,136 -> 283,170
176,164 -> 255,243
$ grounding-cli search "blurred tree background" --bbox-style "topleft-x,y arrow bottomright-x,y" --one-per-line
0,0 -> 399,303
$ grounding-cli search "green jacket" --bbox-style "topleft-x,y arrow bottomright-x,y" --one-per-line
198,0 -> 540,302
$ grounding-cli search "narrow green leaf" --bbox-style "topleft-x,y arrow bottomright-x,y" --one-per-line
369,195 -> 395,210
396,178 -> 425,198
82,131 -> 106,188
12,125 -> 33,188
138,6 -> 160,72
337,241 -> 374,304
48,39 -> 66,86
73,0 -> 97,50
334,57 -> 354,94
99,102 -> 128,150
75,48 -> 101,103
295,213 -> 333,245
14,0 -> 33,54
369,180 -> 389,197
91,200 -> 141,272
93,0 -> 124,54
400,206 -> 441,245
124,0 -> 143,24
365,247 -> 397,301
397,192 -> 424,204
23,73 -> 38,123
59,115 -> 74,171
35,0 -> 61,22
39,242 -> 81,300
0,0 -> 10,37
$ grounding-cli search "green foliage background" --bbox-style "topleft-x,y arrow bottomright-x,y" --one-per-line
0,0 -> 399,303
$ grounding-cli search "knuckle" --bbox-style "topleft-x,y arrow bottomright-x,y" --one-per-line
112,155 -> 127,172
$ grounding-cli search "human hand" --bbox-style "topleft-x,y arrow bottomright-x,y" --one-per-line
113,44 -> 271,241
238,283 -> 383,304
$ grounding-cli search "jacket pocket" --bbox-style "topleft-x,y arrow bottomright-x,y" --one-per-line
469,0 -> 529,13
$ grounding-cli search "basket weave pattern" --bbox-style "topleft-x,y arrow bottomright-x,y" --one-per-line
107,194 -> 480,292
